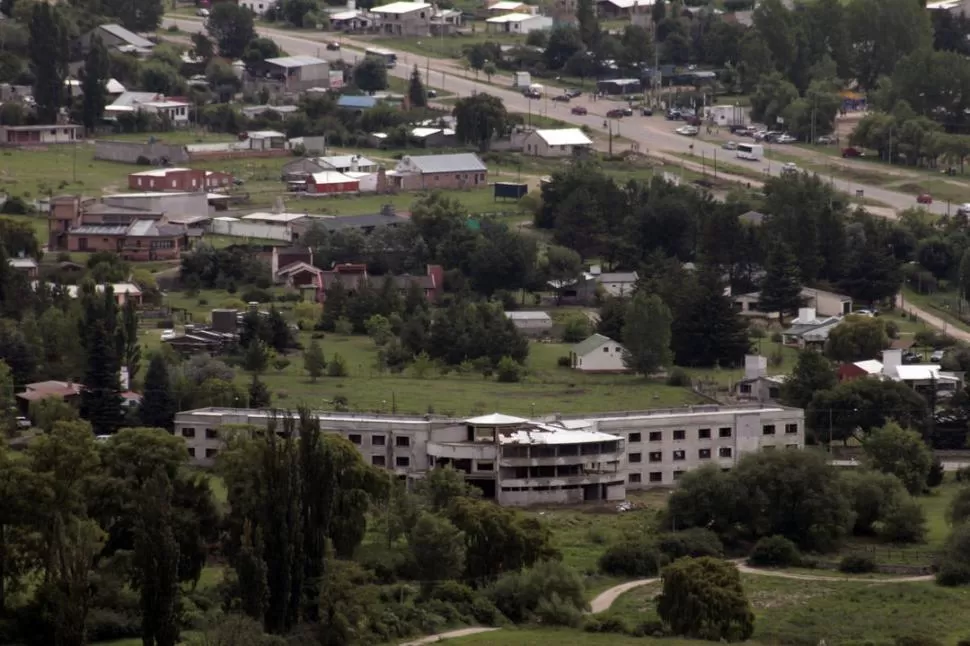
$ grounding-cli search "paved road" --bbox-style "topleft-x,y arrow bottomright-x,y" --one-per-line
895,294 -> 970,342
398,627 -> 499,645
164,18 -> 947,215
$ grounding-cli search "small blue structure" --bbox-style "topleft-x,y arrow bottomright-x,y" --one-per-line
337,95 -> 379,110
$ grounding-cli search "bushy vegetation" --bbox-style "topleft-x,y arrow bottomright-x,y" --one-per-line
748,536 -> 801,567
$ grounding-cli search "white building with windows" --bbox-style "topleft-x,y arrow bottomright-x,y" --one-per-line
173,404 -> 804,502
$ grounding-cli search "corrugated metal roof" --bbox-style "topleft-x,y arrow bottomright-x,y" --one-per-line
572,333 -> 617,356
98,24 -> 155,49
70,224 -> 129,235
404,153 -> 486,173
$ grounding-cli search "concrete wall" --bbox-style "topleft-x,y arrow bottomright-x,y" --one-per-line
95,140 -> 189,165
104,192 -> 210,217
210,220 -> 293,242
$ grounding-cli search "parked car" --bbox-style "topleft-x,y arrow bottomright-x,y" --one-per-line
903,351 -> 922,364
665,110 -> 682,120
776,134 -> 797,144
161,329 -> 176,341
932,350 -> 946,362
15,416 -> 30,429
196,7 -> 209,16
565,88 -> 583,98
606,108 -> 626,118
427,89 -> 437,98
816,135 -> 835,145
641,106 -> 653,116
917,193 -> 933,204
842,146 -> 864,158
722,141 -> 738,150
571,106 -> 588,115
675,125 -> 699,136
781,162 -> 799,174
552,94 -> 570,102
326,41 -> 341,50
622,107 -> 634,117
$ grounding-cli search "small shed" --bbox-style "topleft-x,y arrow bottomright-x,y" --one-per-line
494,182 -> 528,201
307,171 -> 360,195
504,311 -> 553,336
570,333 -> 628,372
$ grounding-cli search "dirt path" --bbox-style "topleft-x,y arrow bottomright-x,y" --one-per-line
895,294 -> 970,342
398,627 -> 500,645
587,562 -> 934,616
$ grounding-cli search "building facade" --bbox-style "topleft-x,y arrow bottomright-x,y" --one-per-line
128,168 -> 234,191
173,404 -> 805,502
373,1 -> 432,35
0,125 -> 83,147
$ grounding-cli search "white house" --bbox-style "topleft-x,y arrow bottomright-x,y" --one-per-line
522,128 -> 593,157
734,287 -> 852,319
485,12 -> 554,33
239,0 -> 278,15
595,271 -> 638,297
570,333 -> 628,372
105,92 -> 190,124
487,0 -> 534,12
373,1 -> 432,36
504,311 -> 553,336
780,307 -> 842,348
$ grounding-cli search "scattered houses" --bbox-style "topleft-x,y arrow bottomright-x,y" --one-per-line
839,349 -> 963,396
263,56 -> 331,92
306,210 -> 411,234
734,355 -> 786,403
504,311 -> 554,336
485,12 -> 554,32
389,153 -> 488,191
239,0 -> 279,15
0,125 -> 83,147
780,307 -> 842,349
128,168 -> 234,192
570,333 -> 628,372
594,270 -> 638,297
734,287 -> 853,319
315,262 -> 444,304
523,128 -> 593,157
106,91 -> 190,124
372,1 -> 433,36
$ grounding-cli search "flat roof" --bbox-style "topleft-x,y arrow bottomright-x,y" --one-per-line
319,154 -> 376,168
130,167 -> 193,177
248,130 -> 286,138
265,55 -> 328,68
533,128 -> 593,146
489,0 -> 527,9
310,171 -> 358,184
242,212 -> 313,223
486,12 -> 536,22
373,1 -> 431,13
504,311 -> 552,321
500,425 -> 622,445
178,407 -> 438,425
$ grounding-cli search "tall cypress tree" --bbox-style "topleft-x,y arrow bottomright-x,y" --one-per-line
133,471 -> 180,646
79,283 -> 124,434
758,241 -> 803,325
672,269 -> 751,368
80,34 -> 109,133
408,65 -> 427,108
28,2 -> 69,124
121,298 -> 141,385
140,354 -> 176,430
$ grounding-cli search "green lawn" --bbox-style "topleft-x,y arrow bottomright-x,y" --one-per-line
0,145 -> 134,198
449,629 -> 715,645
901,286 -> 970,334
600,573 -> 970,645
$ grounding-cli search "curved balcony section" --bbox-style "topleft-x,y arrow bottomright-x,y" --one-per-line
499,440 -> 624,467
427,441 -> 498,461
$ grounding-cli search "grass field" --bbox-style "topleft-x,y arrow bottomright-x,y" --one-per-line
902,286 -> 970,334
599,573 -> 970,645
449,629 -> 714,645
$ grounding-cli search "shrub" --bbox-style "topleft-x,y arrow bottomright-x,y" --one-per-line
839,554 -> 876,573
487,560 -> 587,624
584,616 -> 630,634
85,608 -> 139,642
748,535 -> 801,567
557,355 -> 571,367
657,528 -> 724,560
937,561 -> 970,586
327,353 -> 348,377
631,620 -> 666,638
599,540 -> 663,577
665,367 -> 691,387
241,287 -> 273,303
495,356 -> 522,383
884,320 -> 899,339
335,317 -> 354,335
561,315 -> 591,343
535,593 -> 584,627
957,466 -> 970,483
875,497 -> 927,544
927,458 -> 945,488
770,331 -> 783,343
0,195 -> 30,214
895,637 -> 944,646
135,155 -> 151,165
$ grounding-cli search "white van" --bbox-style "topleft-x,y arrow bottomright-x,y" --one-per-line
736,142 -> 764,161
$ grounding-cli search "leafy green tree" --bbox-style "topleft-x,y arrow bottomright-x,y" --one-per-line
937,522 -> 970,585
133,471 -> 180,646
408,64 -> 427,108
353,57 -> 388,93
950,488 -> 970,527
876,495 -> 927,543
807,378 -> 929,445
248,375 -> 271,409
758,242 -> 803,324
303,339 -> 326,382
824,315 -> 890,362
207,2 -> 256,59
80,34 -> 109,133
102,0 -> 163,31
453,93 -> 508,152
596,297 -> 627,342
959,249 -> 970,303
621,292 -> 672,375
0,445 -> 45,613
243,340 -> 271,375
28,1 -> 69,123
29,397 -> 78,433
780,351 -> 836,409
839,241 -> 902,307
0,359 -> 14,433
863,422 -> 933,495
141,354 -> 176,431
544,245 -> 582,305
409,512 -> 465,593
121,298 -> 141,385
657,557 -> 754,641
846,0 -> 932,89
840,469 -> 908,535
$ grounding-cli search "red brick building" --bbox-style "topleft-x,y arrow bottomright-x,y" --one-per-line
307,171 -> 360,195
389,153 -> 487,191
128,167 -> 234,191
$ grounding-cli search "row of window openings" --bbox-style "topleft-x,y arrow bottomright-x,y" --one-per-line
627,423 -> 797,443
349,433 -> 410,447
630,448 -> 733,463
372,455 -> 410,467
629,471 -> 682,483
181,428 -> 217,439
188,447 -> 218,458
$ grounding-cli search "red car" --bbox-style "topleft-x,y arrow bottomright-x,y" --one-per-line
917,193 -> 933,204
842,146 -> 864,158
570,106 -> 588,115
